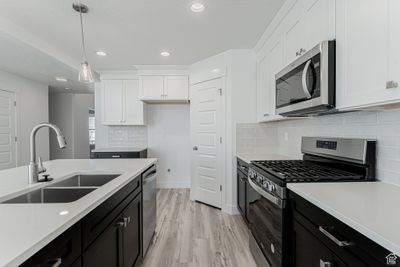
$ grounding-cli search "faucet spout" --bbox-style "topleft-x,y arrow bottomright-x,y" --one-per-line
29,123 -> 67,184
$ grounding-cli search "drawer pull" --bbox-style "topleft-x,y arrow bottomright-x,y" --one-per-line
48,258 -> 62,267
320,259 -> 333,267
319,226 -> 353,247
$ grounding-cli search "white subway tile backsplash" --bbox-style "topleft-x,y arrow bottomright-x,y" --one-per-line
107,126 -> 147,147
237,109 -> 400,185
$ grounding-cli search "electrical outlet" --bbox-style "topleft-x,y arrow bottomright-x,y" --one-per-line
284,132 -> 289,141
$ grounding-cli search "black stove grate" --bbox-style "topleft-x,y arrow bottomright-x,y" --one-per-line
252,160 -> 363,182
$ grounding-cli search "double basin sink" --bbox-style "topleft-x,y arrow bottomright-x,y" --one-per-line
2,174 -> 121,204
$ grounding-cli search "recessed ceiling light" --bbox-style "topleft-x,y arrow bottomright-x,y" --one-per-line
55,77 -> 68,82
161,51 -> 170,57
96,50 -> 107,56
191,2 -> 205,13
212,68 -> 220,73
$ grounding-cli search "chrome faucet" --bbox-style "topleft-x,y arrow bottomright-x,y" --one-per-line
29,123 -> 67,184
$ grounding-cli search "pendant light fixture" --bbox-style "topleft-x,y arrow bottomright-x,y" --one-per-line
73,2 -> 94,83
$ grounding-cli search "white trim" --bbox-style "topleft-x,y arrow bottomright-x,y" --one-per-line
222,204 -> 240,215
157,180 -> 191,189
254,0 -> 298,54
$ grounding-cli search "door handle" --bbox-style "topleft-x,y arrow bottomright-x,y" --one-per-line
193,146 -> 198,151
301,60 -> 313,99
319,226 -> 353,247
320,259 -> 333,267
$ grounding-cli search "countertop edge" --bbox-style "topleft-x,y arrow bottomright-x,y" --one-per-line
287,183 -> 400,256
5,159 -> 157,267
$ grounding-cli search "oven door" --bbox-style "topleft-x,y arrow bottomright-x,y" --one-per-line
275,41 -> 335,116
248,178 -> 285,267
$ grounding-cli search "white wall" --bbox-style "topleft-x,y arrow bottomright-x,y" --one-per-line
0,69 -> 49,166
49,93 -> 94,159
49,93 -> 73,159
147,104 -> 191,188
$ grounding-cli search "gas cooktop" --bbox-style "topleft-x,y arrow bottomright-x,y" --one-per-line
251,160 -> 363,182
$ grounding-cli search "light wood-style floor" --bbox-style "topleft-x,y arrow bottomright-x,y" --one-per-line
141,189 -> 257,267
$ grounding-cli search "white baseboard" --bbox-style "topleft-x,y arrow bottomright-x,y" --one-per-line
157,180 -> 191,189
222,204 -> 240,215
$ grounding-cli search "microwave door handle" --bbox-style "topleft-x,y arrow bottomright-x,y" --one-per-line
301,60 -> 313,99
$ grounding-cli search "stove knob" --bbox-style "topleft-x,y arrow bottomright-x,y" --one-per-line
269,184 -> 276,192
263,181 -> 269,188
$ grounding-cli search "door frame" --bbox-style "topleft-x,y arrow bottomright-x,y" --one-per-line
0,89 -> 18,169
189,76 -> 226,208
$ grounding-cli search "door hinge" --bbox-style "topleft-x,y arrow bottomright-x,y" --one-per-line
14,136 -> 17,142
219,137 -> 222,144
220,185 -> 222,191
218,88 -> 222,96
13,101 -> 16,107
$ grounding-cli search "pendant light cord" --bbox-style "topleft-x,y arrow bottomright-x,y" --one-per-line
79,9 -> 87,61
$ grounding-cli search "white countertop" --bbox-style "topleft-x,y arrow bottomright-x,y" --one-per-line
236,152 -> 296,164
288,182 -> 400,256
0,158 -> 157,267
91,147 -> 147,153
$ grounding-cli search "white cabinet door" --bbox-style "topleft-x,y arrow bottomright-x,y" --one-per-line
268,38 -> 284,117
284,18 -> 307,65
256,54 -> 271,122
102,80 -> 124,125
164,76 -> 189,100
305,0 -> 335,48
336,0 -> 390,109
388,0 -> 400,92
139,76 -> 164,100
124,80 -> 146,125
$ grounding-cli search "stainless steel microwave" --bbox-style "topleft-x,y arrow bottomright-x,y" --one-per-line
275,40 -> 335,116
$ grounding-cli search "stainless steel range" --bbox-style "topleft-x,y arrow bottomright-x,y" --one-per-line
247,137 -> 376,267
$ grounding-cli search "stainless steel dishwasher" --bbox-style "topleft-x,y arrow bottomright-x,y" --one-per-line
142,164 -> 157,256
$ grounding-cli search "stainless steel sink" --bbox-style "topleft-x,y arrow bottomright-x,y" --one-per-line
1,173 -> 121,204
48,174 -> 121,188
2,188 -> 96,204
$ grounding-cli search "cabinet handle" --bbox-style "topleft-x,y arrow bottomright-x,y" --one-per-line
111,155 -> 121,158
386,80 -> 399,89
116,221 -> 125,228
47,258 -> 62,267
319,259 -> 333,267
263,113 -> 269,117
319,226 -> 353,247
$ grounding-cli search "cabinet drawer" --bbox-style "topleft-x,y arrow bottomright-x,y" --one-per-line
21,223 -> 81,267
290,192 -> 398,266
82,177 -> 141,249
292,218 -> 348,267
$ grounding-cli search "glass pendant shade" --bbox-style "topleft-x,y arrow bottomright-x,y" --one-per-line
79,60 -> 94,83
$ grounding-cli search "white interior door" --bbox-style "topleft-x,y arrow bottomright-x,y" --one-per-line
0,90 -> 16,170
190,78 -> 224,209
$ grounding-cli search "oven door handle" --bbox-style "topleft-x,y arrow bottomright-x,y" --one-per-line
301,59 -> 313,99
248,178 -> 283,208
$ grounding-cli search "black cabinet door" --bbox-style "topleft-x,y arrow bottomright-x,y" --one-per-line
83,215 -> 125,267
292,218 -> 348,267
237,169 -> 247,219
123,193 -> 142,267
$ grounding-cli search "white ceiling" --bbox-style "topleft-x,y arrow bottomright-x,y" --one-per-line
0,0 -> 285,71
0,32 -> 95,93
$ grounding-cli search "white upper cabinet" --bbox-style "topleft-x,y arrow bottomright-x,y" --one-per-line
284,0 -> 336,65
256,54 -> 270,122
139,75 -> 189,103
101,79 -> 146,126
138,76 -> 164,100
164,76 -> 189,100
336,0 -> 400,109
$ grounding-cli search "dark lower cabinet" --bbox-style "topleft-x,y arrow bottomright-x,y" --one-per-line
21,175 -> 143,267
82,193 -> 142,267
237,158 -> 249,223
290,192 -> 400,267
